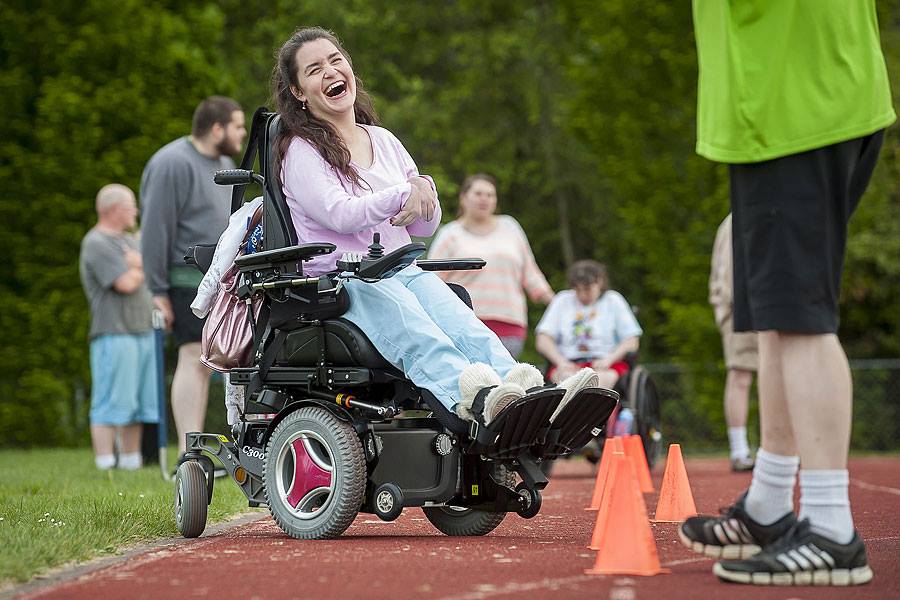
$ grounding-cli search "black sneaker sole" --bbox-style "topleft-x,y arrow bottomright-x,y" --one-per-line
678,525 -> 760,559
713,563 -> 874,586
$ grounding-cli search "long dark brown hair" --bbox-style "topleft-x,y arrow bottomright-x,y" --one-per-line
271,27 -> 379,189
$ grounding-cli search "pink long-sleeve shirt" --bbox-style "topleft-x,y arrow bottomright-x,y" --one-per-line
282,124 -> 441,276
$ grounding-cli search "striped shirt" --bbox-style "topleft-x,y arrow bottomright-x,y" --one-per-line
428,215 -> 553,328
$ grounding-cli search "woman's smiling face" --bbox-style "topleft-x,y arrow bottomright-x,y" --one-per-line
292,38 -> 356,120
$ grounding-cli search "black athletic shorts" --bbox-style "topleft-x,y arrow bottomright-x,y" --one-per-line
169,287 -> 205,346
729,129 -> 884,334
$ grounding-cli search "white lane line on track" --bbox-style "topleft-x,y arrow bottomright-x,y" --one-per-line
436,575 -> 593,600
437,556 -> 712,600
661,556 -> 711,567
851,478 -> 900,496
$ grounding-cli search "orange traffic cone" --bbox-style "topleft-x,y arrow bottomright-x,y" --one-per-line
653,444 -> 697,522
624,434 -> 654,493
585,453 -> 669,576
587,449 -> 620,550
586,438 -> 616,510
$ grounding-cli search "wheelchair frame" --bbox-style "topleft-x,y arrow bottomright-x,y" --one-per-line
174,110 -> 618,540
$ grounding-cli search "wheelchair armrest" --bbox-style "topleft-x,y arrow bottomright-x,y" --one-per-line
234,243 -> 336,271
416,258 -> 486,271
184,244 -> 216,275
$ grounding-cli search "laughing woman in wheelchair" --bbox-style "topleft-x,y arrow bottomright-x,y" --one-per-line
274,28 -> 602,428
173,27 -> 618,541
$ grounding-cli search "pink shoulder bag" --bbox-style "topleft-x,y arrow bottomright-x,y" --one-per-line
200,208 -> 263,372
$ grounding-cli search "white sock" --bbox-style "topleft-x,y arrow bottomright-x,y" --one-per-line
95,454 -> 116,470
728,426 -> 750,460
745,448 -> 799,525
799,469 -> 854,544
117,452 -> 143,471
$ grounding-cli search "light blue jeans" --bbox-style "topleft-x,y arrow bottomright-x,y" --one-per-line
342,265 -> 517,411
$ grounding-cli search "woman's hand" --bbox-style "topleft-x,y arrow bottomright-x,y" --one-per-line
410,176 -> 437,222
392,177 -> 435,226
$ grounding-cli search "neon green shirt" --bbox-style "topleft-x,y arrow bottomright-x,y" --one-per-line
693,0 -> 895,163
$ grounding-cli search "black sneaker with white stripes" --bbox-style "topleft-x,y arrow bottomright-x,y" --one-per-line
713,519 -> 873,586
679,492 -> 796,559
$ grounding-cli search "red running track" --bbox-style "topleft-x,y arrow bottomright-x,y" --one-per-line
12,457 -> 900,600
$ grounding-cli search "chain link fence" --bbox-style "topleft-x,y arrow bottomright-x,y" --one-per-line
645,359 -> 900,453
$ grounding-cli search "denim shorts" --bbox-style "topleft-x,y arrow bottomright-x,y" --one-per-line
89,332 -> 159,426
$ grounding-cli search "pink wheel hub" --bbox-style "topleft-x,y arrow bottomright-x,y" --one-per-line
284,437 -> 333,511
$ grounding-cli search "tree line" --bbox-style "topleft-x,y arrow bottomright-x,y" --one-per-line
2,0 -> 898,446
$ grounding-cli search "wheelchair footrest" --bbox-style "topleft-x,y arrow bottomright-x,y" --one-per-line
539,388 -> 619,459
481,388 -> 564,460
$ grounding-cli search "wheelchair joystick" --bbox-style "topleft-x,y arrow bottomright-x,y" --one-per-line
366,233 -> 385,259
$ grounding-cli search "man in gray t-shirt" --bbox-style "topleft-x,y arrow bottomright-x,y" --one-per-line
140,96 -> 246,454
79,184 -> 157,470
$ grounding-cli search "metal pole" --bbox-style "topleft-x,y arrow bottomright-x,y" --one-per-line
153,309 -> 171,481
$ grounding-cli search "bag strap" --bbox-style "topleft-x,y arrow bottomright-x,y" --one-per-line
230,106 -> 270,214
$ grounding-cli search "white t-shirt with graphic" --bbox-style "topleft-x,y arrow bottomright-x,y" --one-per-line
536,290 -> 642,360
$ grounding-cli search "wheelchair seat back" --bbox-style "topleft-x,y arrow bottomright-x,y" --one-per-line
261,114 -> 299,252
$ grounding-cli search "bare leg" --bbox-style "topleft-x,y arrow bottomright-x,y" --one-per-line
725,368 -> 753,464
117,423 -> 142,454
595,369 -> 619,390
724,368 -> 752,428
90,425 -> 117,456
743,331 -> 799,524
756,331 -> 797,456
779,333 -> 851,469
171,342 -> 212,453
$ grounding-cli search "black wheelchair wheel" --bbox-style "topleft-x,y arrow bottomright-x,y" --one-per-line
174,461 -> 208,538
263,406 -> 366,539
632,367 -> 662,469
422,464 -> 513,536
372,482 -> 404,522
514,482 -> 542,519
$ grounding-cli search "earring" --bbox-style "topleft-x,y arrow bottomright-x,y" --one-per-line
300,100 -> 307,111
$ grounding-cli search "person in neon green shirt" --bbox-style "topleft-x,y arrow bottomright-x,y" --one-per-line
680,0 -> 894,587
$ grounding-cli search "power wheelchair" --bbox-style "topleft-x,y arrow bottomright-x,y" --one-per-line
174,110 -> 619,540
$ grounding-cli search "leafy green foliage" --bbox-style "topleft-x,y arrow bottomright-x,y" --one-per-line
1,0 -> 897,446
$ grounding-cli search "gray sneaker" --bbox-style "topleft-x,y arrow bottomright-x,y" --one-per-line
713,519 -> 873,586
679,492 -> 797,559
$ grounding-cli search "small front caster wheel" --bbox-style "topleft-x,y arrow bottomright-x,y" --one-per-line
514,482 -> 542,519
373,483 -> 404,522
175,461 -> 209,537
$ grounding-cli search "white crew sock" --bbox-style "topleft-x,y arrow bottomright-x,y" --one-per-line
95,454 -> 116,470
727,426 -> 750,460
744,448 -> 799,525
117,452 -> 143,471
799,469 -> 854,544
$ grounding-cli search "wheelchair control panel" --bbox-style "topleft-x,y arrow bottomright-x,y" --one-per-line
336,233 -> 426,280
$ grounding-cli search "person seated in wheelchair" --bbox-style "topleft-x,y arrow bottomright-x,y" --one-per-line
536,260 -> 642,399
272,27 -> 598,428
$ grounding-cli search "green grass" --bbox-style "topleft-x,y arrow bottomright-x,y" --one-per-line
0,446 -> 256,586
